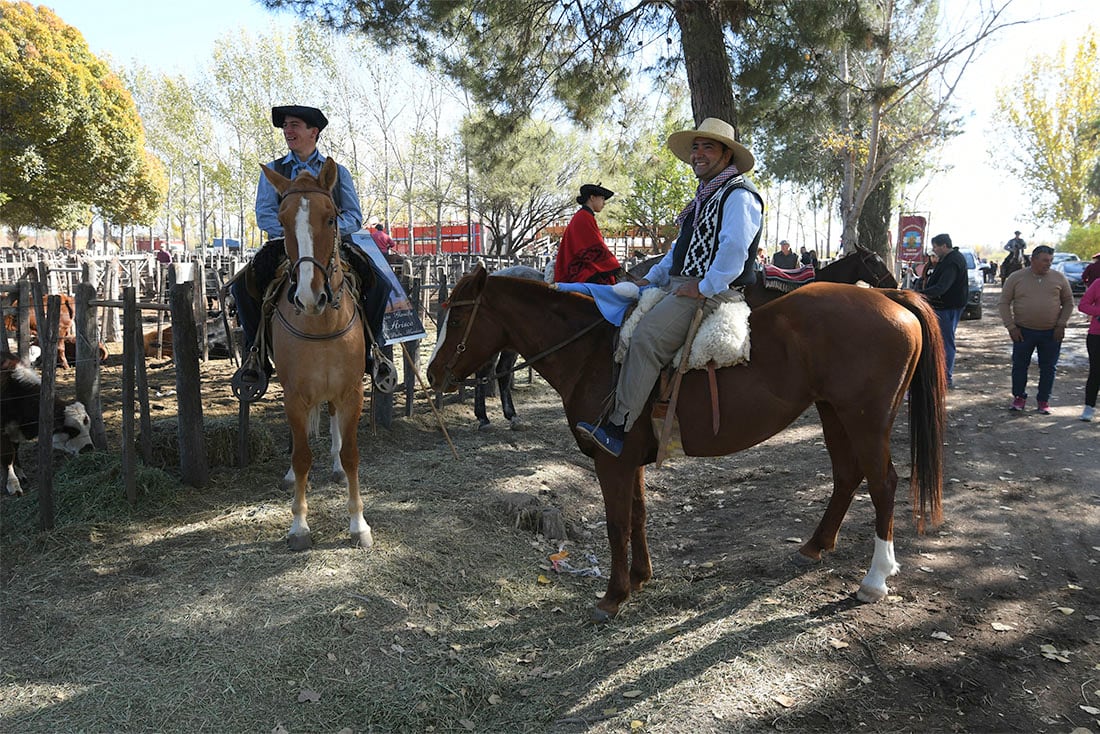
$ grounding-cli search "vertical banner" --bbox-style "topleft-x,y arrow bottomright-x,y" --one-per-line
896,214 -> 927,262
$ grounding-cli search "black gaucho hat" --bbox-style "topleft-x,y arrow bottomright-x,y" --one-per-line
271,105 -> 328,132
577,183 -> 614,205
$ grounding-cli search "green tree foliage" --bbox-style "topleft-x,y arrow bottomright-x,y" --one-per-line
461,115 -> 582,255
617,107 -> 698,253
0,2 -> 163,233
994,29 -> 1100,227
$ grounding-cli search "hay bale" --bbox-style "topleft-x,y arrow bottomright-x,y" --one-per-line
139,415 -> 275,468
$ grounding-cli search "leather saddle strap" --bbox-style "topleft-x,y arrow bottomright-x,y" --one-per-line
707,360 -> 720,435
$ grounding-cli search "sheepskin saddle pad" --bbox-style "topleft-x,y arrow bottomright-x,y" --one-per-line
614,287 -> 751,370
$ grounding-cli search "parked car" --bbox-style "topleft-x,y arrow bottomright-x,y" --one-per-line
956,248 -> 984,319
1053,259 -> 1088,296
1052,252 -> 1080,264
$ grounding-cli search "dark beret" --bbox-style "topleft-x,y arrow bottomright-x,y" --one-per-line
579,183 -> 614,201
271,105 -> 328,132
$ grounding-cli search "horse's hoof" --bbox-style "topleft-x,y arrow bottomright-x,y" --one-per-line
590,606 -> 614,624
351,529 -> 373,548
331,469 -> 348,486
856,584 -> 888,603
287,533 -> 312,551
791,550 -> 821,567
509,418 -> 522,431
476,420 -> 492,430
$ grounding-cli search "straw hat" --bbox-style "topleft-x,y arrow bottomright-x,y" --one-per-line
667,117 -> 754,173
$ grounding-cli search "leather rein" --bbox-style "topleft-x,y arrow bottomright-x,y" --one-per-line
441,291 -> 605,387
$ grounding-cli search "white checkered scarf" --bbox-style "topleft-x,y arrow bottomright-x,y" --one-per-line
675,163 -> 741,227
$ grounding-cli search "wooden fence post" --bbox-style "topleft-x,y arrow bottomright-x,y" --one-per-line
16,279 -> 32,357
36,295 -> 60,530
121,287 -> 138,503
169,282 -> 208,487
74,282 -> 108,450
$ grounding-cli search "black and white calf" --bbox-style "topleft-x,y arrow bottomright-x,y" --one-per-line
1,351 -> 94,496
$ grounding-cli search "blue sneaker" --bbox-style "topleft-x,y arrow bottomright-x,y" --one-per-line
576,421 -> 624,458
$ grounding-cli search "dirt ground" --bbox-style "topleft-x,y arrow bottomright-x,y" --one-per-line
1,282 -> 1098,734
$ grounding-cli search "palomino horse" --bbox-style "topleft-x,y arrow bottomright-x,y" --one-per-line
428,267 -> 946,621
262,158 -> 372,550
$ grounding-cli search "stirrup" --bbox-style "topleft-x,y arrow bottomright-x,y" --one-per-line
232,349 -> 269,402
370,346 -> 398,394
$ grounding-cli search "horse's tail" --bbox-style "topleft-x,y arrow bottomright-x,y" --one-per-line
883,289 -> 946,532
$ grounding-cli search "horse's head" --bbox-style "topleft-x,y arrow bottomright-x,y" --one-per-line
852,245 -> 898,288
427,265 -> 502,392
261,158 -> 341,315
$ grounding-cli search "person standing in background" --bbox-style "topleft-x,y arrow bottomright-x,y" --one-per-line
1077,276 -> 1100,421
999,245 -> 1075,414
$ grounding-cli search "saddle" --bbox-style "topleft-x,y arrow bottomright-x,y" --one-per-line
614,288 -> 752,461
231,247 -> 398,402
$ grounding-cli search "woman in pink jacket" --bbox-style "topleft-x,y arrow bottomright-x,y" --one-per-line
1079,276 -> 1100,421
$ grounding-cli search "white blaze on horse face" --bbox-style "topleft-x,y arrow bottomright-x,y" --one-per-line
293,199 -> 321,311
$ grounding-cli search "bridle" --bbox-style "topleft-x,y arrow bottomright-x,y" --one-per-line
856,248 -> 898,288
276,185 -> 357,341
440,289 -> 605,389
281,186 -> 345,311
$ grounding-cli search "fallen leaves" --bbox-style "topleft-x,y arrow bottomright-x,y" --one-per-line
930,631 -> 953,641
828,638 -> 850,649
990,622 -> 1015,631
773,693 -> 796,708
1054,607 -> 1075,615
1039,644 -> 1071,663
297,688 -> 321,703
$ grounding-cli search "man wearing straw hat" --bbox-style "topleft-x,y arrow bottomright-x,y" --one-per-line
576,117 -> 764,457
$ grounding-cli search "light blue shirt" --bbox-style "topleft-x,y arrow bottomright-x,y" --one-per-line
255,150 -> 363,238
645,188 -> 763,298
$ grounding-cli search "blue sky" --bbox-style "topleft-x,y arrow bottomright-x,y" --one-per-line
43,0 -> 1100,252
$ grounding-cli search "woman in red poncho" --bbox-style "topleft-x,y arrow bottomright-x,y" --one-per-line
554,183 -> 622,284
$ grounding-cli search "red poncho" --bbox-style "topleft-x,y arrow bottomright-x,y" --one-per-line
554,207 -> 620,284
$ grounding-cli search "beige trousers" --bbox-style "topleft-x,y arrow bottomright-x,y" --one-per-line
610,277 -> 738,430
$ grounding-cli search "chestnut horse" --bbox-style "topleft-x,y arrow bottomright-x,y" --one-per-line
262,158 -> 371,550
428,267 -> 946,621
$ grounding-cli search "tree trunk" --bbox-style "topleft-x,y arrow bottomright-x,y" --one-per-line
675,0 -> 738,126
857,174 -> 892,258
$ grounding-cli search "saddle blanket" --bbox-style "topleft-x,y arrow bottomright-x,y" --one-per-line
615,287 -> 751,370
763,264 -> 815,292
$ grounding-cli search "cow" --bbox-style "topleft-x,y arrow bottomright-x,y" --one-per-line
4,294 -> 76,369
1,351 -> 94,496
143,318 -> 234,360
3,295 -> 108,369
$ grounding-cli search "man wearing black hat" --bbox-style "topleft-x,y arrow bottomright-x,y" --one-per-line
232,105 -> 389,385
553,183 -> 621,284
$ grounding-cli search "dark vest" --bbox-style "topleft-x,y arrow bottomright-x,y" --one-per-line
271,157 -> 349,218
671,176 -> 764,287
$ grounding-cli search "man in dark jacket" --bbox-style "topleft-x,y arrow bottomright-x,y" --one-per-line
919,232 -> 969,387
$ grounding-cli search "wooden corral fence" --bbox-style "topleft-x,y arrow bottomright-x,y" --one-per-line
1,248 -> 561,528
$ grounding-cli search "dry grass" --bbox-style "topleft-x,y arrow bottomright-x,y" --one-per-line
2,301 -> 1099,733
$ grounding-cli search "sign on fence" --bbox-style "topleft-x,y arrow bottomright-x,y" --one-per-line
350,234 -> 426,345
